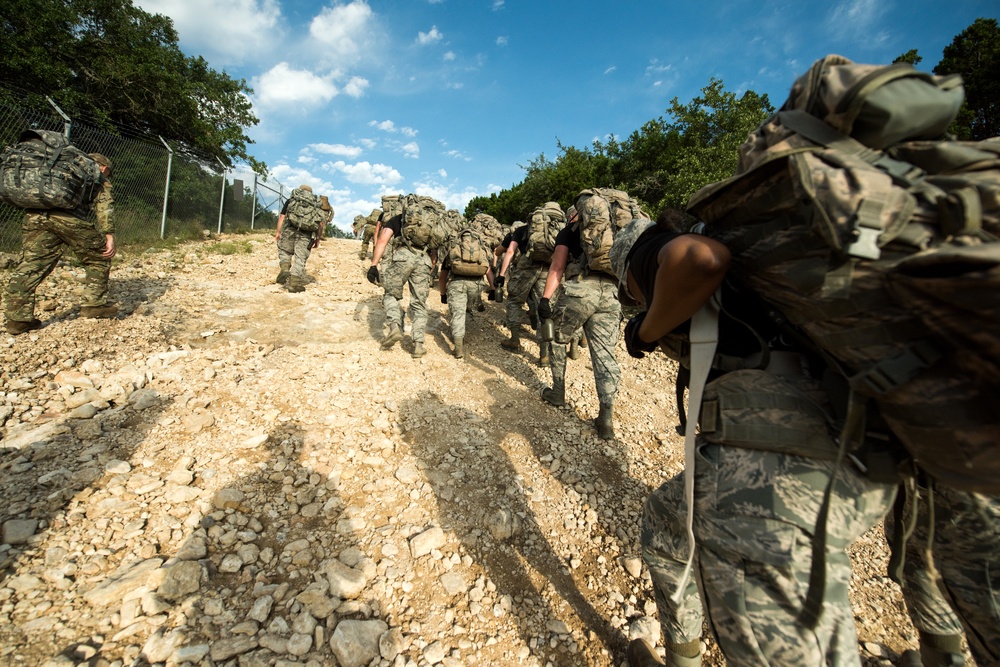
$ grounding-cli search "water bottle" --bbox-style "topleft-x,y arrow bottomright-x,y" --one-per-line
540,318 -> 555,342
496,287 -> 504,303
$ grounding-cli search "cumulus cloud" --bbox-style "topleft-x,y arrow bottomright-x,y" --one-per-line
308,143 -> 364,158
342,76 -> 370,98
400,142 -> 420,158
418,26 -> 443,45
266,164 -> 334,194
327,161 -> 404,186
309,1 -> 377,67
253,63 -> 338,109
444,51 -> 456,61
133,0 -> 281,66
369,120 -> 417,137
496,36 -> 508,46
410,178 -> 485,211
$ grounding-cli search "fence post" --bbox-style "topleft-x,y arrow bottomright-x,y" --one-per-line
251,173 -> 258,230
158,136 -> 173,240
216,157 -> 226,234
46,96 -> 72,138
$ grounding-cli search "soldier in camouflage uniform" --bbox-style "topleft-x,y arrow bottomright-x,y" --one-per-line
4,153 -> 117,334
537,212 -> 621,440
437,229 -> 494,359
274,184 -> 318,293
314,195 -> 333,247
367,208 -> 434,359
614,217 -> 896,667
359,208 -> 379,260
887,482 -> 1000,666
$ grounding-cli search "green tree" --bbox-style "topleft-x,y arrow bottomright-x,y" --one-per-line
0,0 -> 262,171
934,17 -> 1000,140
893,50 -> 923,66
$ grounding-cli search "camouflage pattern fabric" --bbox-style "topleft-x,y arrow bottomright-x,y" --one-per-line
381,244 -> 432,344
5,183 -> 114,322
642,439 -> 895,666
446,276 -> 484,340
504,257 -> 548,332
886,484 -> 1000,664
277,223 -> 313,278
549,273 -> 621,405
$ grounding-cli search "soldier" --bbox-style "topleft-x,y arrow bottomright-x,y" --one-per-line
359,208 -> 380,260
274,184 -> 320,293
437,227 -> 494,358
613,214 -> 896,667
4,153 -> 117,334
315,195 -> 334,247
536,205 -> 621,440
367,201 -> 435,359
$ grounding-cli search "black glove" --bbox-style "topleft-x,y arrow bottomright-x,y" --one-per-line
537,297 -> 552,321
366,266 -> 379,284
487,290 -> 496,301
494,275 -> 505,290
624,311 -> 659,359
441,292 -> 448,304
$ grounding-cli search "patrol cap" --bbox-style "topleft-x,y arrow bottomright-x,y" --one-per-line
299,184 -> 313,192
610,217 -> 656,282
89,153 -> 112,177
566,205 -> 578,223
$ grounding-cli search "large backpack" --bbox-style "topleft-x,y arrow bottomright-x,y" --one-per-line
526,201 -> 566,263
285,188 -> 325,233
381,194 -> 404,223
576,187 -> 649,275
401,194 -> 445,249
447,227 -> 492,277
471,213 -> 504,249
0,129 -> 104,210
686,55 -> 1000,494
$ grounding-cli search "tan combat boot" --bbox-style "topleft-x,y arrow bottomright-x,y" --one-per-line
454,337 -> 464,359
381,324 -> 403,350
412,342 -> 426,358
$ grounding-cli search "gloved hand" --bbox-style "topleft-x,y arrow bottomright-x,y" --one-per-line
441,292 -> 448,304
624,311 -> 659,359
537,297 -> 552,321
494,275 -> 505,291
487,290 -> 496,301
366,266 -> 379,284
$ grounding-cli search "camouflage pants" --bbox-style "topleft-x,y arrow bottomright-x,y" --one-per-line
381,244 -> 432,343
447,276 -> 484,340
886,483 -> 1000,664
277,224 -> 313,277
550,273 -> 621,405
642,443 -> 895,667
4,211 -> 111,322
361,226 -> 375,248
504,259 -> 547,333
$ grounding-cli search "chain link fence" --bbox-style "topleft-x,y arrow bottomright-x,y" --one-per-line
0,92 -> 289,254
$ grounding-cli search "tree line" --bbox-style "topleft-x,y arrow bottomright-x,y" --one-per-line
465,17 -> 1000,225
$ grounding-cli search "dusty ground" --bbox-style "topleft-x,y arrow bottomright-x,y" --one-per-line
0,234 -> 935,666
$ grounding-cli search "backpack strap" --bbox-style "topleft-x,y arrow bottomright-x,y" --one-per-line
670,289 -> 721,606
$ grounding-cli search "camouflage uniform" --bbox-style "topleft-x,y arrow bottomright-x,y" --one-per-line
641,369 -> 896,667
276,220 -> 314,281
446,275 -> 484,341
4,178 -> 114,323
549,271 -> 621,406
505,256 -> 547,335
887,483 -> 1000,665
381,243 -> 432,345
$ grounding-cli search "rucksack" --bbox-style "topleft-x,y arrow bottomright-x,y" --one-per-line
401,194 -> 445,249
686,54 -> 1000,494
576,187 -> 649,275
381,194 -> 404,222
0,129 -> 104,210
526,201 -> 566,263
447,227 -> 491,277
432,210 -> 466,250
471,213 -> 504,249
285,188 -> 325,233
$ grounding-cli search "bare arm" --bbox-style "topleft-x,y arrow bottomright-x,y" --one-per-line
371,226 -> 395,267
541,245 -> 569,300
637,234 -> 730,343
499,242 -> 518,277
274,214 -> 285,242
102,234 -> 117,259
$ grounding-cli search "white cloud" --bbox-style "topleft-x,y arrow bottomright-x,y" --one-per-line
309,1 -> 377,67
133,0 -> 281,66
370,120 -> 417,137
492,0 -> 504,10
604,66 -> 617,75
253,63 -> 338,109
418,26 -> 443,45
359,138 -> 377,150
400,142 -> 420,158
400,127 -> 418,138
444,149 -> 471,161
328,161 -> 404,186
266,164 -> 334,195
496,36 -> 508,46
411,178 -> 485,212
343,76 -> 370,98
826,0 -> 885,40
438,169 -> 447,178
308,143 -> 364,158
444,51 -> 456,61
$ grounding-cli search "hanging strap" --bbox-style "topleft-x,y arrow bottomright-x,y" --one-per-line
670,289 -> 721,605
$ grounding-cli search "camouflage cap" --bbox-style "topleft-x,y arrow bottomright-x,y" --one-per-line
566,205 -> 578,223
299,184 -> 313,192
610,217 -> 656,282
89,153 -> 112,177
320,195 -> 331,211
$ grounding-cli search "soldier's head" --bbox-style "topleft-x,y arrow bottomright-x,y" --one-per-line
320,195 -> 331,211
90,153 -> 112,178
299,184 -> 313,192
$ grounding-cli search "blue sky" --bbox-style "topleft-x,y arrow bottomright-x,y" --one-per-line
132,0 -> 997,232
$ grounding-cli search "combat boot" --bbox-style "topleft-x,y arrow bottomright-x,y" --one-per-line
914,632 -> 966,667
286,276 -> 305,293
80,304 -> 119,319
579,330 -> 588,348
5,318 -> 42,335
501,331 -> 521,351
539,342 -> 550,367
568,338 -> 581,360
381,324 -> 403,350
358,245 -> 368,260
412,342 -> 426,359
627,639 -> 665,667
595,403 -> 615,440
453,337 -> 464,359
541,379 -> 565,407
276,262 -> 291,284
